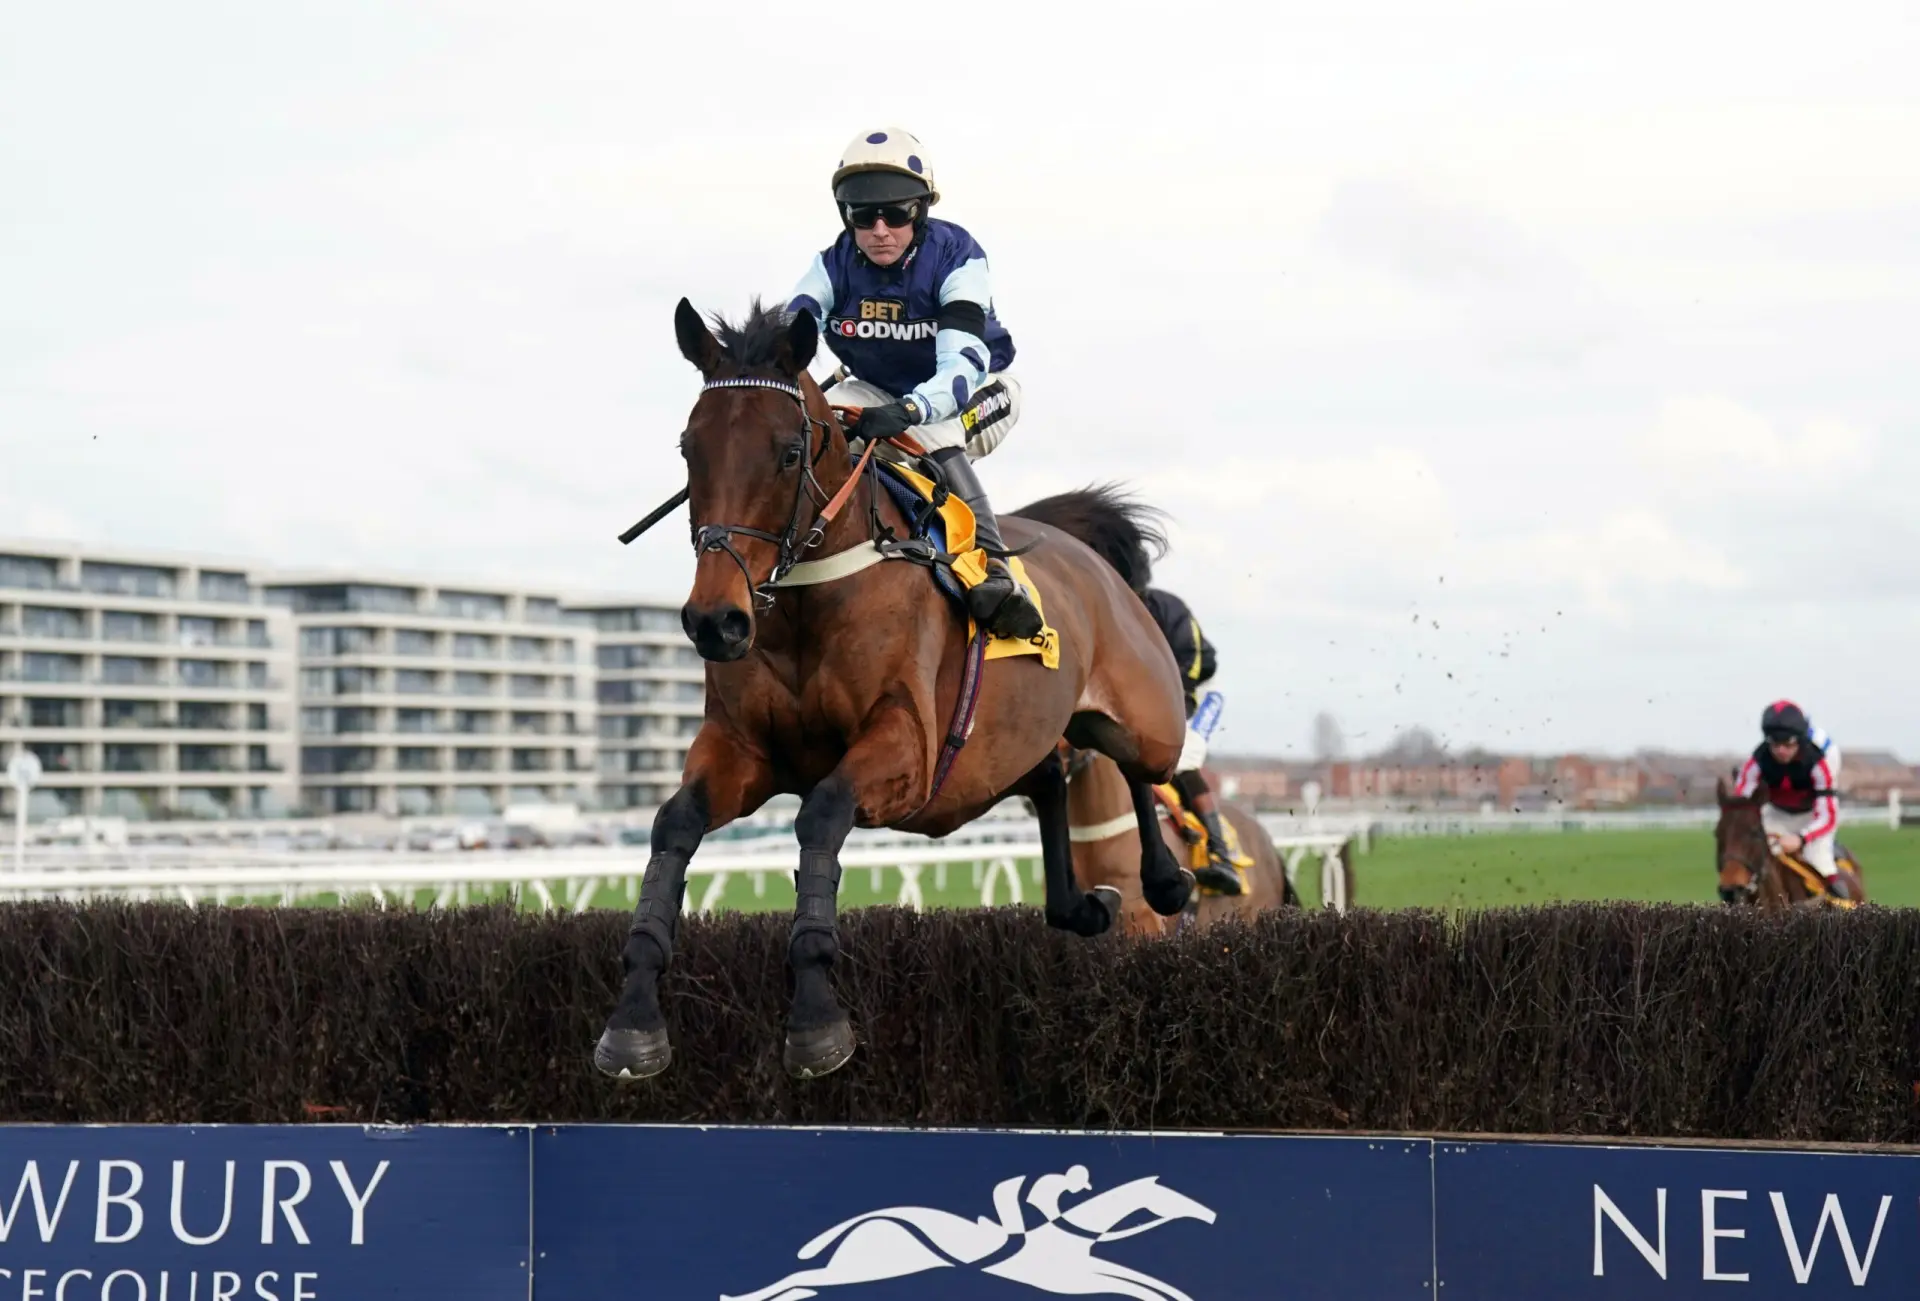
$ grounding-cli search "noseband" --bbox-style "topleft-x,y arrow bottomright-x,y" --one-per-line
688,377 -> 837,609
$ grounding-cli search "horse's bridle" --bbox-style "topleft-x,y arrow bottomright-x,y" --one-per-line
1718,824 -> 1769,904
688,377 -> 838,609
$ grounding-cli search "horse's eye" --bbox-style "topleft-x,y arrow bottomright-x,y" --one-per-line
782,444 -> 803,470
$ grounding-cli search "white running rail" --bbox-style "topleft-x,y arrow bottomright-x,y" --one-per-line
0,828 -> 1357,914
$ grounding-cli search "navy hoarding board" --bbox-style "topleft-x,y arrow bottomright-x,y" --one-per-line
1435,1139 -> 1920,1298
0,1125 -> 530,1300
532,1125 -> 1434,1299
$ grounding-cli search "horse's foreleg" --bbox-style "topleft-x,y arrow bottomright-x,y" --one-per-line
1028,750 -> 1120,936
784,774 -> 859,1079
595,733 -> 773,1080
782,707 -> 926,1080
1131,779 -> 1195,916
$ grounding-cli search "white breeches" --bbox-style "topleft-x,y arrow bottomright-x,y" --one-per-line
1761,804 -> 1839,877
1176,726 -> 1208,774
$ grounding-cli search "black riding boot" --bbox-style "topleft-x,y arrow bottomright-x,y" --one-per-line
929,447 -> 1045,641
1825,871 -> 1855,903
1192,808 -> 1245,896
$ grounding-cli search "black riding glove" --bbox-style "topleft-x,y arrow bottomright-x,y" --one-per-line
851,401 -> 918,442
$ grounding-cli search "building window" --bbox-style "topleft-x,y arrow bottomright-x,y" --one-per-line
453,672 -> 493,697
179,702 -> 232,730
346,585 -> 417,615
23,652 -> 83,682
396,709 -> 437,733
81,562 -> 176,599
27,698 -> 83,728
436,590 -> 507,621
179,746 -> 234,773
396,669 -> 439,695
104,700 -> 162,729
508,637 -> 547,662
248,703 -> 269,731
394,629 -> 437,656
247,619 -> 270,648
524,597 -> 560,624
104,745 -> 161,773
0,554 -> 58,590
396,787 -> 437,816
332,666 -> 380,694
22,606 -> 86,639
452,634 -> 496,660
300,669 -> 332,697
510,712 -> 548,736
177,659 -> 232,689
509,675 -> 547,699
453,710 -> 494,734
177,617 -> 220,647
102,611 -> 160,642
247,662 -> 269,688
454,748 -> 495,772
332,708 -> 378,734
198,571 -> 251,603
397,747 -> 441,772
301,708 -> 332,734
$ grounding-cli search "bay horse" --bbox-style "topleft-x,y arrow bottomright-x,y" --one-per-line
1062,744 -> 1295,935
1714,776 -> 1866,909
595,299 -> 1197,1080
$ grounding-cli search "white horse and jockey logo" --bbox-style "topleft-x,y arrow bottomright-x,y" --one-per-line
722,1164 -> 1217,1301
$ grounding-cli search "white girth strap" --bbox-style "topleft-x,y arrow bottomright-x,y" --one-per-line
771,541 -> 888,587
1068,812 -> 1139,843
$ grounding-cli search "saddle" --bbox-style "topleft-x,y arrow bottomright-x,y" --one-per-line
1773,844 -> 1861,908
866,455 -> 1059,669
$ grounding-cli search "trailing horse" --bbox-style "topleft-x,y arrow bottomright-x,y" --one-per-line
1714,776 -> 1866,909
595,299 -> 1197,1080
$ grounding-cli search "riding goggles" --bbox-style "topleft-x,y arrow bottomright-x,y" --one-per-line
844,202 -> 918,230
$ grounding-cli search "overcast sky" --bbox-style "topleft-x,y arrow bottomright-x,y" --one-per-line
4,1 -> 1916,759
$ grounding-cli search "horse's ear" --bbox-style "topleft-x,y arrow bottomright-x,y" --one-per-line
781,310 -> 818,375
675,297 -> 723,376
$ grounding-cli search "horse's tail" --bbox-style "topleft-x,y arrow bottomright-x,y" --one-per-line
1010,484 -> 1168,594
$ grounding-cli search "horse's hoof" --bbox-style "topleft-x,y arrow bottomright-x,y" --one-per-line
1088,886 -> 1123,934
594,1027 -> 671,1080
1144,868 -> 1196,917
784,1019 -> 856,1080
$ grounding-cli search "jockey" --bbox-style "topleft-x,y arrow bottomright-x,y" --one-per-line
1140,586 -> 1249,896
786,127 -> 1044,643
1734,699 -> 1852,900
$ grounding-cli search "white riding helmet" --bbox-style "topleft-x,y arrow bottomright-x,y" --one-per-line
830,127 -> 940,208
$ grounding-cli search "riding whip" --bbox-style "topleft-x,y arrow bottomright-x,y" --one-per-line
617,486 -> 690,545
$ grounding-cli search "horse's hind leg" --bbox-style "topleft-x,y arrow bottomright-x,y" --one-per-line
1067,710 -> 1194,917
1129,778 -> 1196,916
595,733 -> 773,1080
1027,749 -> 1121,936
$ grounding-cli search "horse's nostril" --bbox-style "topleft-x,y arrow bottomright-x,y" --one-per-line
718,608 -> 751,645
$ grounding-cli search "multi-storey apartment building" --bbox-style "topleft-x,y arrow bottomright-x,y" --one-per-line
0,540 -> 299,820
567,600 -> 705,811
264,573 -> 598,817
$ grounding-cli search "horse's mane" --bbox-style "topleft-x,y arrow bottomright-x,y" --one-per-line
1012,485 -> 1168,594
709,297 -> 795,376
